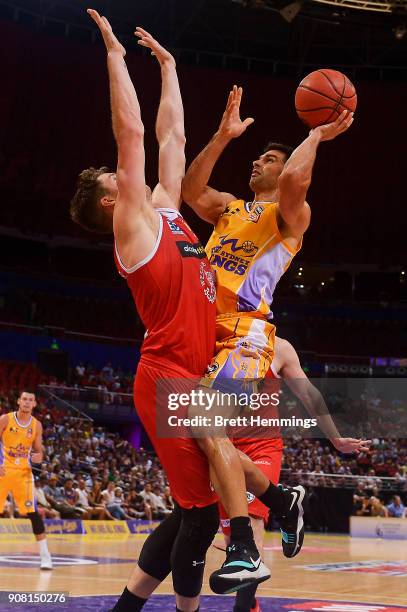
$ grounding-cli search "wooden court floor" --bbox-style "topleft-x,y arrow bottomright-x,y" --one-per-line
0,532 -> 406,610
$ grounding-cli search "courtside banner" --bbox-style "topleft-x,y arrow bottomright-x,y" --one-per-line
44,519 -> 84,535
83,520 -> 130,536
0,518 -> 32,536
351,516 -> 407,540
155,377 -> 407,439
127,519 -> 161,534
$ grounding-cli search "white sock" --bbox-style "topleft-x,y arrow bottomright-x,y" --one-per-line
38,539 -> 50,558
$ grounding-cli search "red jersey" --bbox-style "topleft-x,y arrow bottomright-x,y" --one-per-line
114,209 -> 216,376
233,362 -> 283,453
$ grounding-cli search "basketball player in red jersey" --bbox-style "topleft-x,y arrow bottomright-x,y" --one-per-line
218,336 -> 370,612
182,86 -> 354,584
70,11 -> 273,610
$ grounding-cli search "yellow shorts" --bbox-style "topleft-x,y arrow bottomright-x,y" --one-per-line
0,468 -> 36,515
204,313 -> 276,384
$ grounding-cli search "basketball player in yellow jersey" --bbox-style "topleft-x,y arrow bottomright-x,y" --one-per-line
0,390 -> 53,569
182,86 -> 354,581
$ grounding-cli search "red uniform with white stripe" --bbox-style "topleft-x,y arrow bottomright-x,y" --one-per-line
114,208 -> 217,509
220,364 -> 283,533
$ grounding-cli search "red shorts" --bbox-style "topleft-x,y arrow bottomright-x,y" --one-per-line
134,358 -> 217,510
219,439 -> 283,535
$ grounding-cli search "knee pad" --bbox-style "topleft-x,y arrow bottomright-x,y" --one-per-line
27,512 -> 45,535
138,503 -> 182,581
181,502 -> 219,548
171,503 -> 219,598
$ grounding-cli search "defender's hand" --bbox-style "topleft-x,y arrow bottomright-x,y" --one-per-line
87,9 -> 125,56
218,85 -> 254,140
135,27 -> 175,67
331,437 -> 371,454
312,110 -> 354,142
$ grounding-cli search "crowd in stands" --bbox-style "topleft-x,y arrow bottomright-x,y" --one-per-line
72,361 -> 134,396
1,389 -> 174,521
0,382 -> 406,521
281,437 -> 407,491
353,484 -> 406,518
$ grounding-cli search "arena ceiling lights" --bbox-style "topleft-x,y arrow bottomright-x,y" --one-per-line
310,0 -> 407,12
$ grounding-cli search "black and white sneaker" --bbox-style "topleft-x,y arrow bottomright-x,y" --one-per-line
209,542 -> 271,595
277,484 -> 307,558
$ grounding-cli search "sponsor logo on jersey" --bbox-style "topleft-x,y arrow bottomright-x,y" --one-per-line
167,219 -> 184,235
244,202 -> 265,223
176,241 -> 206,259
26,428 -> 33,438
222,205 -> 240,217
206,362 -> 219,374
219,235 -> 258,257
8,444 -> 30,459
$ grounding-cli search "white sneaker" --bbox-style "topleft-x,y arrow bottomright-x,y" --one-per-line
40,556 -> 53,570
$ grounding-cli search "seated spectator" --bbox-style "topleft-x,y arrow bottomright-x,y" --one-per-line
152,486 -> 171,519
62,478 -> 88,518
75,478 -> 112,520
122,489 -> 145,519
387,495 -> 406,518
101,482 -> 127,519
35,476 -> 60,519
369,494 -> 388,517
163,486 -> 174,513
353,481 -> 368,515
43,475 -> 80,519
139,483 -> 156,522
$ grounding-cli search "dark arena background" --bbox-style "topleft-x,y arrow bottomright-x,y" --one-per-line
0,0 -> 406,611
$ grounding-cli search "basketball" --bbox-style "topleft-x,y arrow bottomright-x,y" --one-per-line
295,69 -> 357,128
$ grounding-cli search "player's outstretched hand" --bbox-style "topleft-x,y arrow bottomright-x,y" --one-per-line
218,85 -> 254,141
313,110 -> 354,141
331,437 -> 371,454
87,9 -> 125,56
135,27 -> 175,67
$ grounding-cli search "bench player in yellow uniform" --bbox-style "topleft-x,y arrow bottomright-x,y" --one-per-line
0,390 -> 53,569
182,85 -> 353,595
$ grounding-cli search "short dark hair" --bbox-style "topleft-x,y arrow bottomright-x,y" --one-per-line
262,142 -> 294,162
70,166 -> 112,234
19,389 -> 36,398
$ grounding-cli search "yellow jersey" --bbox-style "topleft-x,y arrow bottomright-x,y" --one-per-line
206,200 -> 301,319
0,411 -> 38,470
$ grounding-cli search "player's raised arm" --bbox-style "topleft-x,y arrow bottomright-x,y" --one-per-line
87,10 -> 148,235
277,110 -> 354,235
278,338 -> 370,454
31,421 -> 44,464
135,28 -> 185,210
182,86 -> 253,224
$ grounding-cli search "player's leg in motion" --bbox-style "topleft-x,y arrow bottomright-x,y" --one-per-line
206,343 -> 306,594
23,472 -> 53,569
229,444 -> 283,612
7,472 -> 53,569
109,28 -> 219,611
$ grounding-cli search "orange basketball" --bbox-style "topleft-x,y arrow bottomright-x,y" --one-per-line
295,69 -> 357,128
